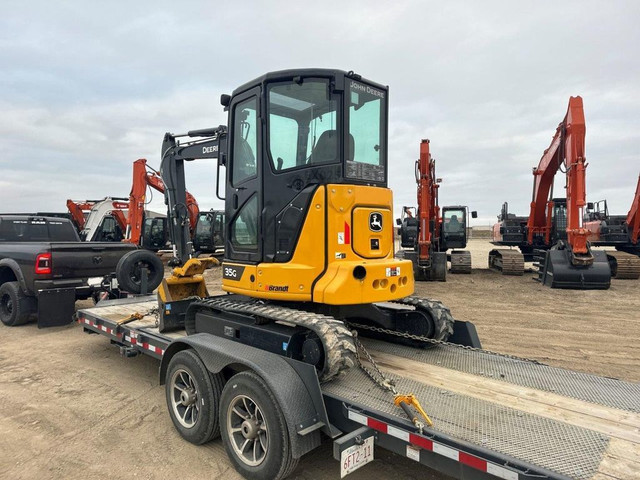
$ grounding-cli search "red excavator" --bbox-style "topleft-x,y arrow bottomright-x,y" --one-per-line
124,158 -> 199,250
124,158 -> 225,255
490,96 -> 611,289
583,174 -> 640,278
396,139 -> 476,281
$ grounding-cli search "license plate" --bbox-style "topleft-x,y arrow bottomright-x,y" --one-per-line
340,436 -> 374,478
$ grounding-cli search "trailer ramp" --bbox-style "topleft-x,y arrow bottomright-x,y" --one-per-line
324,338 -> 640,480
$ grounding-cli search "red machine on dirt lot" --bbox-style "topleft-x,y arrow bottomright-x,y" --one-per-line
396,139 -> 476,281
582,174 -> 640,278
489,96 -> 611,289
124,158 -> 199,250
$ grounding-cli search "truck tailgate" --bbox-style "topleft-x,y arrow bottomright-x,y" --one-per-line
50,242 -> 137,278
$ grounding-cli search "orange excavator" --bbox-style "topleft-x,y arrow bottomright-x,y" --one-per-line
490,96 -> 611,289
396,139 -> 476,281
583,174 -> 640,278
123,158 -> 199,250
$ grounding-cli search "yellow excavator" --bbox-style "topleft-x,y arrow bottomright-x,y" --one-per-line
153,69 -> 466,383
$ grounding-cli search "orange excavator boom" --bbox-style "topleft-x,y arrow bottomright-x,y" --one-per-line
526,96 -> 589,255
627,174 -> 640,245
125,159 -> 200,245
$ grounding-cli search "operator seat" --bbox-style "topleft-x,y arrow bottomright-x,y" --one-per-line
308,130 -> 355,164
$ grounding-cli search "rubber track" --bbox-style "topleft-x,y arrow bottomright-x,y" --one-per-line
392,296 -> 455,341
187,298 -> 356,382
450,250 -> 472,274
489,249 -> 524,276
607,250 -> 640,279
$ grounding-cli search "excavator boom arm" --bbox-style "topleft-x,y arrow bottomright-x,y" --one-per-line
627,174 -> 640,244
526,96 -> 588,254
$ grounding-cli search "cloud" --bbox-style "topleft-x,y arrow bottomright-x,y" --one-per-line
0,0 -> 638,228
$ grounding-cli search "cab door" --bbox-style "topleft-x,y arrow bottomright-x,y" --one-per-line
225,88 -> 262,264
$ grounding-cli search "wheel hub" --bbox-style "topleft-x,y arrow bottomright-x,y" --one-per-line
241,418 -> 260,439
180,389 -> 196,407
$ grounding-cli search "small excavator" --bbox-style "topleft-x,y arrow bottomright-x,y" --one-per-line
583,174 -> 640,278
489,96 -> 611,289
148,69 -> 476,385
396,139 -> 476,280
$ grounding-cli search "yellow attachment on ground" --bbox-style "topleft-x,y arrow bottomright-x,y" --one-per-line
158,257 -> 217,303
394,394 -> 434,428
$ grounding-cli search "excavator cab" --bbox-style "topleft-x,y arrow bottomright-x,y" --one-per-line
219,69 -> 414,304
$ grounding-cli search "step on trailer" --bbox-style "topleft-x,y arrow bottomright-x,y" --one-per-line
78,296 -> 640,480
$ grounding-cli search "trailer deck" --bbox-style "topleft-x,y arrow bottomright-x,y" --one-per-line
77,296 -> 640,480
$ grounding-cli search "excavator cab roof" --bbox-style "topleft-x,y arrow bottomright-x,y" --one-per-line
226,68 -> 389,187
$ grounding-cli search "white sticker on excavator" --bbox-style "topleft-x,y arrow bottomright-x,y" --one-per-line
338,232 -> 345,244
386,267 -> 400,277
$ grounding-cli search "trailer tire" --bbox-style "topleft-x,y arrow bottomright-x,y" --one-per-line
220,371 -> 298,480
116,250 -> 164,294
0,281 -> 35,327
165,350 -> 224,444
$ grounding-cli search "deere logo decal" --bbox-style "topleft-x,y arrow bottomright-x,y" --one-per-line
264,284 -> 289,292
369,212 -> 383,232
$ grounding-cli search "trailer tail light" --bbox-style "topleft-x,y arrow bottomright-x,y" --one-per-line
35,253 -> 52,274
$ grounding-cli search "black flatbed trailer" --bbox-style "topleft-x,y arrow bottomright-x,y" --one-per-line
78,296 -> 640,480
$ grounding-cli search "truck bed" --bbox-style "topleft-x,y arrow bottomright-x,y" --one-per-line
78,297 -> 640,480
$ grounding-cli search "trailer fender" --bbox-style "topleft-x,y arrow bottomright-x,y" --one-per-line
0,259 -> 29,295
160,333 -> 325,458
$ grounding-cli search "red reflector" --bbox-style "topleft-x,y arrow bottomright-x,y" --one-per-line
35,253 -> 52,274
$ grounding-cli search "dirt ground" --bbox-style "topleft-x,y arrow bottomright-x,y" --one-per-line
1,238 -> 638,480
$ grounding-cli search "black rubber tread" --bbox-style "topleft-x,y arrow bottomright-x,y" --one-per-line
488,249 -> 524,276
165,350 -> 223,445
393,295 -> 455,342
0,281 -> 35,327
116,249 -> 164,294
450,250 -> 472,274
606,251 -> 640,279
187,297 -> 356,382
220,371 -> 299,480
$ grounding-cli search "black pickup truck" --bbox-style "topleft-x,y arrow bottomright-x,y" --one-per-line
0,215 -> 141,327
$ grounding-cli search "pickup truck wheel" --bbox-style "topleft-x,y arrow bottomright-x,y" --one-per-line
0,281 -> 35,327
116,250 -> 164,294
220,371 -> 298,480
165,350 -> 224,444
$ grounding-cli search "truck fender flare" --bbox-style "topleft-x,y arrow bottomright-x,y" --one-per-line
0,259 -> 29,294
160,334 -> 326,458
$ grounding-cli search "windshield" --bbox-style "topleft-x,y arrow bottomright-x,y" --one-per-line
346,80 -> 387,183
268,80 -> 338,171
443,209 -> 465,233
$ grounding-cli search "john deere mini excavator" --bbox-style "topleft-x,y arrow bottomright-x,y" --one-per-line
152,69 -> 472,384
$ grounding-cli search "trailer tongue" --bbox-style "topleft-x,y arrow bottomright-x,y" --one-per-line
78,297 -> 640,480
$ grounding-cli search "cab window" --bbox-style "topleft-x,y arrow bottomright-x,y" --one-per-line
232,97 -> 258,185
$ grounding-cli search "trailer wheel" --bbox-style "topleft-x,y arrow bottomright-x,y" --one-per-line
116,250 -> 164,294
165,350 -> 224,444
0,281 -> 35,327
220,371 -> 298,480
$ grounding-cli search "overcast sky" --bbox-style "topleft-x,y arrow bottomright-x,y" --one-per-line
1,0 -> 638,225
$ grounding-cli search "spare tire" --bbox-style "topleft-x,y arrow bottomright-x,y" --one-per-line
116,250 -> 164,294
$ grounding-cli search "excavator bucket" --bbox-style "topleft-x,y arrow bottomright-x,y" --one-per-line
157,257 -> 219,332
539,248 -> 610,289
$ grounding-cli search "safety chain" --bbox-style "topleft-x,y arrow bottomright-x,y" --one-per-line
347,321 -> 543,365
351,330 -> 432,432
351,330 -> 398,395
